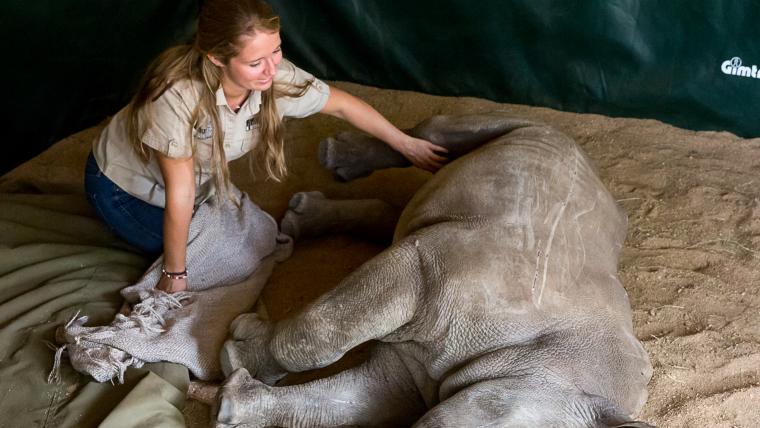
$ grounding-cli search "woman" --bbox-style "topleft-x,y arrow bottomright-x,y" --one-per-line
85,0 -> 447,293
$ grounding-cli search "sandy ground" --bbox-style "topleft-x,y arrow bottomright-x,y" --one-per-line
4,82 -> 759,427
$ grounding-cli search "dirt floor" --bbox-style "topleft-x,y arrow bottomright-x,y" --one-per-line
6,82 -> 759,427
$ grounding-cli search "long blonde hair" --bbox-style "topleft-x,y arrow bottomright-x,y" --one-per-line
125,0 -> 309,200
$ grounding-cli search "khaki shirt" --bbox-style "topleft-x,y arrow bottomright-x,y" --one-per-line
93,59 -> 330,207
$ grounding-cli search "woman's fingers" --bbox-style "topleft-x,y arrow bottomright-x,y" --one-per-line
430,143 -> 449,154
415,155 -> 444,173
401,137 -> 450,172
420,144 -> 449,171
430,151 -> 449,163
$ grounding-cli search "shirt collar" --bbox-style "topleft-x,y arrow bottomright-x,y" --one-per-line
214,86 -> 227,107
215,86 -> 262,116
247,90 -> 262,115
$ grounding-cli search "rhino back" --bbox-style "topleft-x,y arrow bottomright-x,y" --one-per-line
386,125 -> 647,396
395,124 -> 628,308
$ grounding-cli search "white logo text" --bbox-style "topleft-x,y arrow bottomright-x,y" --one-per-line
721,57 -> 760,78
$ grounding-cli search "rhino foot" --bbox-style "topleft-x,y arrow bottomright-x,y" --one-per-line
220,313 -> 287,385
280,191 -> 331,240
320,131 -> 409,181
320,133 -> 375,181
215,368 -> 273,428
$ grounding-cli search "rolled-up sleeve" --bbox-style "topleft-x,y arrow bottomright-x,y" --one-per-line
140,86 -> 195,158
275,59 -> 331,119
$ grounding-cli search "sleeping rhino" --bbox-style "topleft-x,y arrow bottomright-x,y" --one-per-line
215,113 -> 653,427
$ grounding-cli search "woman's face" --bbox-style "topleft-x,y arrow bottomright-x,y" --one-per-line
221,30 -> 283,94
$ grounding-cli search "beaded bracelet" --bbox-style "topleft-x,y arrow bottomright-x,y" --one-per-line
161,266 -> 188,280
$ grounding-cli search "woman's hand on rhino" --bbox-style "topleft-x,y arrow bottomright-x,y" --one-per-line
398,136 -> 449,172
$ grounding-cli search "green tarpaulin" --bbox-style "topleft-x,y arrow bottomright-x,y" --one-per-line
271,0 -> 760,138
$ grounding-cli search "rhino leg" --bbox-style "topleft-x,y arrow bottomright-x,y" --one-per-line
408,113 -> 536,158
412,378 -> 652,428
319,130 -> 409,181
221,238 -> 420,381
215,344 -> 426,428
280,191 -> 398,241
320,113 -> 536,181
220,312 -> 288,385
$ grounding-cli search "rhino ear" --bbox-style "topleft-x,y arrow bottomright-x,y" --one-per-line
587,394 -> 655,428
612,422 -> 656,428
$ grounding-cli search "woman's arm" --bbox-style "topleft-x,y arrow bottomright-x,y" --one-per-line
320,86 -> 448,172
156,153 -> 195,293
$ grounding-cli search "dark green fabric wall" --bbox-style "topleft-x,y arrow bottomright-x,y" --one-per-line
4,1 -> 759,174
3,1 -> 199,174
271,0 -> 760,138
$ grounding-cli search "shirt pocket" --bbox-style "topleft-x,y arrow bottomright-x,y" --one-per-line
193,125 -> 214,141
192,124 -> 215,162
193,137 -> 214,177
239,116 -> 260,154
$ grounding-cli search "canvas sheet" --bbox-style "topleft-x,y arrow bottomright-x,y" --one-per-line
0,193 -> 188,427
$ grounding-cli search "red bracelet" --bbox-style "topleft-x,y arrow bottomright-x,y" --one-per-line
161,267 -> 188,280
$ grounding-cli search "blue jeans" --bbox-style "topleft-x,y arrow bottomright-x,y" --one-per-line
85,152 -> 164,256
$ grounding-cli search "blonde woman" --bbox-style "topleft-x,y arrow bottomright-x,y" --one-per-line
85,0 -> 447,293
